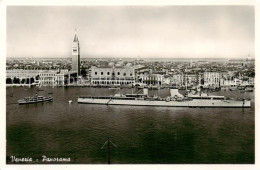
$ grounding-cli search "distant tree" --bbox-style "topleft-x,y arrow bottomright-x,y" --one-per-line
81,68 -> 87,77
201,78 -> 204,85
64,78 -> 68,85
70,78 -> 74,83
30,77 -> 35,84
249,72 -> 255,77
21,79 -> 26,84
13,77 -> 20,84
6,78 -> 12,84
242,77 -> 249,81
26,78 -> 30,84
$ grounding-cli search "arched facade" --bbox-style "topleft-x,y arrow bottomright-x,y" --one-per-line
91,66 -> 135,85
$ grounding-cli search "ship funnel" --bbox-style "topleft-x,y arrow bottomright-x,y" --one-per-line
143,87 -> 148,96
170,88 -> 184,98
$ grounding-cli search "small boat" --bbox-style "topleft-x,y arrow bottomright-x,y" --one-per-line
229,87 -> 237,91
237,86 -> 246,90
210,87 -> 221,92
244,87 -> 254,92
18,94 -> 53,105
109,87 -> 120,90
148,85 -> 160,90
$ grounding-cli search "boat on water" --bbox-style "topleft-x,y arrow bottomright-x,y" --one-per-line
18,94 -> 53,105
148,85 -> 160,90
137,86 -> 145,89
109,87 -> 121,90
244,87 -> 254,92
78,88 -> 250,108
237,86 -> 246,90
229,86 -> 237,91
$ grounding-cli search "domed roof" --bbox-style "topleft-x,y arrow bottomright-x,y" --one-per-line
108,62 -> 115,67
126,63 -> 132,67
117,61 -> 124,66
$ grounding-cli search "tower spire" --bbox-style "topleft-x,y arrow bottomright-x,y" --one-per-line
73,28 -> 78,42
72,28 -> 80,76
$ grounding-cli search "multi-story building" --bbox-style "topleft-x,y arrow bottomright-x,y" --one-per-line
248,77 -> 255,86
139,73 -> 164,85
203,72 -> 220,87
171,74 -> 182,86
220,77 -> 255,87
39,70 -> 77,86
6,69 -> 41,80
39,70 -> 59,86
91,66 -> 135,85
181,74 -> 199,86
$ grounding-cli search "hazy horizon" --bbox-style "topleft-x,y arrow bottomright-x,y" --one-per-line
6,57 -> 254,61
7,6 -> 255,58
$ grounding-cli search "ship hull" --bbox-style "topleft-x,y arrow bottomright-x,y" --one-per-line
18,97 -> 53,105
78,98 -> 250,108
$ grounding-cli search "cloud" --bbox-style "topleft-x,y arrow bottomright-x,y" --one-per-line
7,6 -> 254,58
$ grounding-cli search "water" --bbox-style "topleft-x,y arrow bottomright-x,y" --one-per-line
6,87 -> 255,164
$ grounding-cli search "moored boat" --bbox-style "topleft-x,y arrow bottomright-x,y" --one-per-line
78,88 -> 250,108
229,86 -> 237,91
244,87 -> 254,92
237,86 -> 246,90
148,85 -> 160,90
18,94 -> 53,105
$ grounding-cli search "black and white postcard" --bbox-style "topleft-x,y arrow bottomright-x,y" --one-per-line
1,0 -> 259,170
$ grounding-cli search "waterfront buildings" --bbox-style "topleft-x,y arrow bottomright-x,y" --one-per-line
38,70 -> 58,86
6,69 -> 41,80
6,57 -> 255,88
181,74 -> 200,87
71,30 -> 80,76
203,72 -> 220,87
90,66 -> 135,85
6,69 -> 78,86
139,73 -> 164,85
220,77 -> 255,87
39,70 -> 77,86
171,74 -> 182,86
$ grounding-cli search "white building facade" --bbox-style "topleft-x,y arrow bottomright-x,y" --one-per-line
139,73 -> 164,85
91,66 -> 135,85
6,69 -> 42,80
39,70 -> 59,86
203,72 -> 220,87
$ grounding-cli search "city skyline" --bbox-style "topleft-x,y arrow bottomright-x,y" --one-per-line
7,6 -> 255,58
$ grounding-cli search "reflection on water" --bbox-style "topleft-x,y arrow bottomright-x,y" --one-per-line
6,86 -> 254,164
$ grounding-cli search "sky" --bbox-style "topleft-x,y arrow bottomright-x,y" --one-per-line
6,6 -> 255,58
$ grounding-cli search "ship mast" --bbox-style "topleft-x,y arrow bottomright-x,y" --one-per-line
101,137 -> 117,164
198,74 -> 201,96
185,74 -> 187,91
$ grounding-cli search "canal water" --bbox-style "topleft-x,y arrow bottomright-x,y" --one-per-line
6,87 -> 255,164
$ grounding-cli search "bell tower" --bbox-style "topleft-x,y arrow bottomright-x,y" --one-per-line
72,29 -> 80,75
